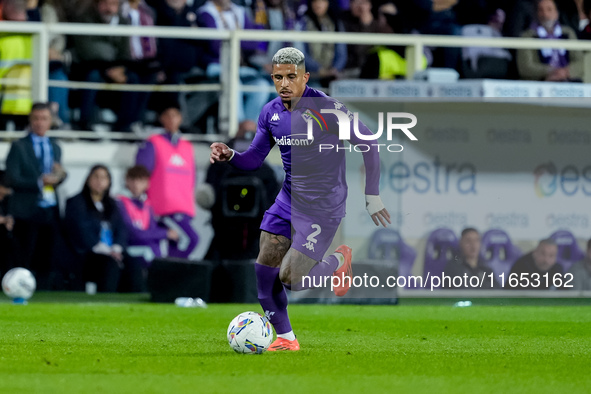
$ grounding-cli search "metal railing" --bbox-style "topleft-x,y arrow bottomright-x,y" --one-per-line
2,21 -> 591,139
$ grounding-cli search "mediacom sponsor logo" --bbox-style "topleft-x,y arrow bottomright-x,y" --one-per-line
273,134 -> 314,146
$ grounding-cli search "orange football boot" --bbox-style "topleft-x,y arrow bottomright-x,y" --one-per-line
333,245 -> 352,297
268,337 -> 300,352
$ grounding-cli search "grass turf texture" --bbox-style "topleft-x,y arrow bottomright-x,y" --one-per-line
1,294 -> 590,393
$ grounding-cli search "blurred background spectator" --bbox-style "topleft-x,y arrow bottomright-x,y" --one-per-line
577,0 -> 591,38
117,165 -> 178,288
461,9 -> 513,79
517,0 -> 583,81
442,228 -> 500,289
509,239 -> 562,290
64,165 -> 142,292
505,0 -> 587,38
198,0 -> 270,122
145,0 -> 203,111
341,0 -> 389,78
135,106 -> 199,259
70,0 -> 148,131
567,238 -> 591,291
251,0 -> 298,72
40,0 -> 71,127
295,0 -> 347,87
5,102 -> 66,289
0,0 -> 32,129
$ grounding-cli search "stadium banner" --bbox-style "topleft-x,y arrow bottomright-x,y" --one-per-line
289,97 -> 590,299
341,99 -> 591,242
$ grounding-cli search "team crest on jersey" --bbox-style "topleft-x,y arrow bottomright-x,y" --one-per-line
301,108 -> 328,131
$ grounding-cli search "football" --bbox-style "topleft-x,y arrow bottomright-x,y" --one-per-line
2,268 -> 37,301
227,311 -> 274,354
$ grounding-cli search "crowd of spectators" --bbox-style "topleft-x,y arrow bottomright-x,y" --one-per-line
0,102 -> 204,292
442,227 -> 591,291
2,0 -> 591,131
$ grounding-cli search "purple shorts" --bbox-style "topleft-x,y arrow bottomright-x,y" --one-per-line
260,201 -> 342,261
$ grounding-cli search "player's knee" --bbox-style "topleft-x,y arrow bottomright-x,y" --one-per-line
256,249 -> 281,268
279,268 -> 291,285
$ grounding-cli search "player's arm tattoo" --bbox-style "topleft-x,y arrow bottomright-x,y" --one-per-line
258,231 -> 291,268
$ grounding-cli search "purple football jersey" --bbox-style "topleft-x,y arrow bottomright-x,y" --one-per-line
231,86 -> 380,218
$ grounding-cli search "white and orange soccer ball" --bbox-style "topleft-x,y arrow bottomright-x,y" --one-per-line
227,311 -> 273,354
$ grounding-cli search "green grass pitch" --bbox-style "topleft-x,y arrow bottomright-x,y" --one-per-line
1,294 -> 590,393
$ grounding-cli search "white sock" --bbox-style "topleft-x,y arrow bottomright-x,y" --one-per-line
334,253 -> 346,270
277,330 -> 296,341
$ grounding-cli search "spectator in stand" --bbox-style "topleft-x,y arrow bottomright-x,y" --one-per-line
121,0 -> 161,120
39,0 -> 72,127
578,0 -> 591,38
144,0 -> 204,109
295,0 -> 347,87
198,0 -> 270,122
416,0 -> 462,70
517,0 -> 583,81
70,0 -> 147,131
64,165 -> 142,292
5,102 -> 67,289
24,0 -> 40,21
505,0 -> 587,37
461,9 -> 513,79
117,165 -> 178,288
442,228 -> 500,289
0,0 -> 32,129
567,238 -> 591,291
251,0 -> 298,72
59,0 -> 94,22
558,0 -> 589,31
508,239 -> 562,290
135,106 -> 199,259
341,0 -> 390,77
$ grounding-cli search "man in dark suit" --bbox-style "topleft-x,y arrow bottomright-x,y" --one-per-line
5,102 -> 67,289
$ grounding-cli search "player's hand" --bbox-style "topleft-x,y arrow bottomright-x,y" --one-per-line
42,174 -> 60,186
5,215 -> 14,232
167,228 -> 180,241
366,195 -> 391,228
210,142 -> 233,163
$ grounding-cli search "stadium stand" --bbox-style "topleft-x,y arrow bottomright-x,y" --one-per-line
480,229 -> 522,286
549,229 -> 586,272
367,228 -> 417,289
423,228 -> 459,284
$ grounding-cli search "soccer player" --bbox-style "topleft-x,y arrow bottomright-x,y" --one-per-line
210,47 -> 390,351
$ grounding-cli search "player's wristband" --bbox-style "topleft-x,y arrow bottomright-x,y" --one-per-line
228,149 -> 236,161
366,195 -> 385,216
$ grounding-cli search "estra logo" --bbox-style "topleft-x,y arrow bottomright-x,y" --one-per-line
303,103 -> 418,153
534,162 -> 591,197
